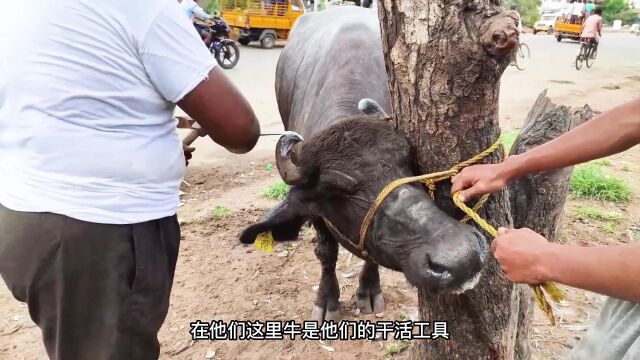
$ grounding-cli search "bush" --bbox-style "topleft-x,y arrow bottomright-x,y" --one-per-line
570,164 -> 632,202
602,0 -> 639,25
504,0 -> 541,27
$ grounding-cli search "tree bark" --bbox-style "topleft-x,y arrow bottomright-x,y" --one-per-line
508,90 -> 595,359
376,1 -> 521,358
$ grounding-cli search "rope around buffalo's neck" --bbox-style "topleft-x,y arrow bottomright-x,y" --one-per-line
353,133 -> 565,325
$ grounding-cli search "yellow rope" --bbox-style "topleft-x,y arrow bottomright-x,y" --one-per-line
460,194 -> 490,224
359,134 -> 504,249
357,133 -> 565,325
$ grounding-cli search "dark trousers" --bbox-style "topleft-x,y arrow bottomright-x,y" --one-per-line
0,204 -> 180,360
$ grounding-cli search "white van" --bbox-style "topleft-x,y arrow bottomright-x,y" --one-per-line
533,14 -> 559,34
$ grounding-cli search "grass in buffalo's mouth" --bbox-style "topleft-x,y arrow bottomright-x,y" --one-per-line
575,207 -> 623,222
570,164 -> 631,203
263,181 -> 290,201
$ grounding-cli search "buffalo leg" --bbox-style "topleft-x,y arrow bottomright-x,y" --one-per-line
310,220 -> 341,323
356,261 -> 385,314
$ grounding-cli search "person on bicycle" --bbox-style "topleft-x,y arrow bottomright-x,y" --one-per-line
580,7 -> 603,59
180,0 -> 214,47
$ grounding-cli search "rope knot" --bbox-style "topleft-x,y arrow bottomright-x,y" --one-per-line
424,180 -> 437,199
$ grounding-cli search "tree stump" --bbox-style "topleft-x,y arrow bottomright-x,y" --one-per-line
376,1 -> 521,358
509,90 -> 595,359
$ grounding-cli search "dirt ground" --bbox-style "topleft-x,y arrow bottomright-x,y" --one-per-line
2,33 -> 640,360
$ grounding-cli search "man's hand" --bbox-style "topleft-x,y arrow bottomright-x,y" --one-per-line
451,163 -> 511,202
492,228 -> 555,284
183,144 -> 195,166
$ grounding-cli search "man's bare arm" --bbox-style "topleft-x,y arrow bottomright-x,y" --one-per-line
492,228 -> 640,302
544,243 -> 640,302
503,98 -> 640,179
178,67 -> 260,154
452,98 -> 640,200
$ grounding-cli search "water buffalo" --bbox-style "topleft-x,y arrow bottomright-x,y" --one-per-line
240,7 -> 488,322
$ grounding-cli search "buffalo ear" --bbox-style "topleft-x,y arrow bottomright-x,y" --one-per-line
318,170 -> 359,194
240,196 -> 307,244
358,98 -> 390,119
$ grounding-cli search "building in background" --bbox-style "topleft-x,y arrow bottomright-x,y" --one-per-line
540,0 -> 604,15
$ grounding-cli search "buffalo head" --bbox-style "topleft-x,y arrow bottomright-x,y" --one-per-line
240,117 -> 489,293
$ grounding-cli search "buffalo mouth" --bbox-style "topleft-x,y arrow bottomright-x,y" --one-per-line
401,228 -> 489,293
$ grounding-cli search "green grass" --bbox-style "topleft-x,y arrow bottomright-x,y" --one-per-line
211,205 -> 234,219
263,182 -> 290,200
622,165 -> 634,173
602,223 -> 615,234
385,339 -> 411,356
570,164 -> 632,202
575,207 -> 623,222
502,130 -> 520,153
591,159 -> 611,166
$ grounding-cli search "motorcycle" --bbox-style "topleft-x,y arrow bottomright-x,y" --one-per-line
202,17 -> 240,70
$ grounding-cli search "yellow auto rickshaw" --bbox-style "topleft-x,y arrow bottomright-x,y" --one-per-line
222,0 -> 305,49
554,16 -> 583,42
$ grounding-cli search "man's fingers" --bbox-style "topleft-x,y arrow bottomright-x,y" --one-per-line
450,174 -> 472,195
492,228 -> 512,253
458,190 -> 469,203
458,187 -> 480,203
451,178 -> 478,203
491,236 -> 500,253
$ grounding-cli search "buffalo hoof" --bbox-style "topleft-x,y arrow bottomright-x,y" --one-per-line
356,290 -> 385,314
310,304 -> 341,323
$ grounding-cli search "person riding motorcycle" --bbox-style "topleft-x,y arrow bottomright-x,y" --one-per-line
180,0 -> 213,47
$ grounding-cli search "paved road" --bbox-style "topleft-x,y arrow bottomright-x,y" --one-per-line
500,32 -> 640,127
182,33 -> 640,167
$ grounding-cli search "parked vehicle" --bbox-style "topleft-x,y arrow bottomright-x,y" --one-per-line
222,0 -> 305,49
198,17 -> 240,69
533,14 -> 559,34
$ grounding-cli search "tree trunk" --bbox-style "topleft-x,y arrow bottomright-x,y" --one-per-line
376,1 -> 521,358
508,90 -> 595,359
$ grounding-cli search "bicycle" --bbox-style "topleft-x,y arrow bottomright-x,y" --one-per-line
575,38 -> 598,70
512,42 -> 530,71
